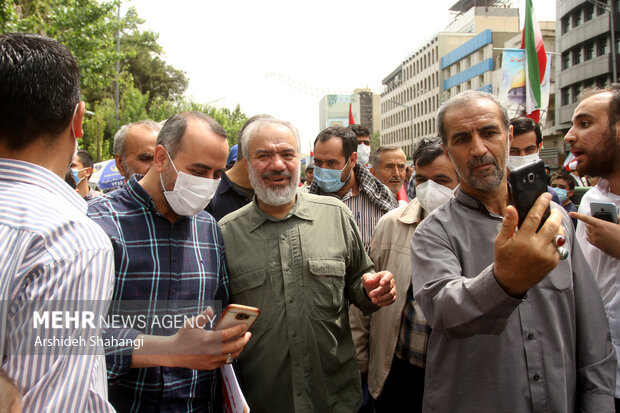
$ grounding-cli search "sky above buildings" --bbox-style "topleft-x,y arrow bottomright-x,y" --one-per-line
126,0 -> 556,152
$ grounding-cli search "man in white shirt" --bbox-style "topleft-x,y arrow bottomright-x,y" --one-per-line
565,84 -> 620,410
0,33 -> 115,412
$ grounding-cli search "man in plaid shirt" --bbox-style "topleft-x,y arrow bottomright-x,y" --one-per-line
88,112 -> 250,412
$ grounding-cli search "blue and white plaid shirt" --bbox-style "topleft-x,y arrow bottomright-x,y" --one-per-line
88,175 -> 230,413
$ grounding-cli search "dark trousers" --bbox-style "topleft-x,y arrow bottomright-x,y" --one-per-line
615,397 -> 620,412
374,356 -> 425,413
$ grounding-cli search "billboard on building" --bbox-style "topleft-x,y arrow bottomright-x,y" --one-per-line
498,49 -> 551,125
325,94 -> 360,127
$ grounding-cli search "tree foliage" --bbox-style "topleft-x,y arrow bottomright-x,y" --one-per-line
2,0 -> 247,161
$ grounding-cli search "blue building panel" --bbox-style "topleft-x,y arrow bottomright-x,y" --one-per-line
477,84 -> 493,93
441,29 -> 492,69
443,58 -> 494,90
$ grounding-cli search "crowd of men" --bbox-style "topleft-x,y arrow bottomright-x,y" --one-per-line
2,32 -> 620,413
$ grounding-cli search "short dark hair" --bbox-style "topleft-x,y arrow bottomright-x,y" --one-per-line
413,137 -> 444,167
157,112 -> 227,158
578,83 -> 620,133
551,171 -> 575,190
75,149 -> 94,169
314,126 -> 357,159
0,33 -> 81,150
437,90 -> 509,145
509,116 -> 542,146
348,124 -> 370,137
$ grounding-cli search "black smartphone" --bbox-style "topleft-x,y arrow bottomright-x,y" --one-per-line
590,201 -> 618,224
508,159 -> 550,231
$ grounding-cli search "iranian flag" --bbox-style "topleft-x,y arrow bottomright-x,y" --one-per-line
521,0 -> 546,123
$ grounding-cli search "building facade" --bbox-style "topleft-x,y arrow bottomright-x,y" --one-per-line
380,1 -> 519,157
318,88 -> 380,133
556,0 -> 620,131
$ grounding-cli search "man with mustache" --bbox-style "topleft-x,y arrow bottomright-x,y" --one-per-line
411,90 -> 615,412
565,84 -> 620,410
369,145 -> 408,206
219,117 -> 396,413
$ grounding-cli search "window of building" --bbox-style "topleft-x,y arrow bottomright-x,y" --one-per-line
598,37 -> 608,56
585,42 -> 594,60
597,1 -> 607,16
562,16 -> 570,34
573,84 -> 582,102
585,4 -> 594,21
562,51 -> 571,70
573,47 -> 582,65
573,9 -> 582,27
562,88 -> 571,105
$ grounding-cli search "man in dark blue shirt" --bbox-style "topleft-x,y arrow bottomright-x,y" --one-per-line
88,111 -> 251,412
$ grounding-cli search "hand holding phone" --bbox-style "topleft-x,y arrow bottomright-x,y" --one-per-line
215,304 -> 260,332
508,160 -> 551,231
590,201 -> 618,224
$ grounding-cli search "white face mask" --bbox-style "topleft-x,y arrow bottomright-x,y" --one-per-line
416,179 -> 456,214
160,150 -> 220,216
507,153 -> 539,171
357,144 -> 371,166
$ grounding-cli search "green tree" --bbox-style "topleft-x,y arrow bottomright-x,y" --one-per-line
4,0 -> 248,161
121,29 -> 188,109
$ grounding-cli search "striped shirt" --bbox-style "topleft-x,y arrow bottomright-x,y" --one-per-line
0,159 -> 115,413
310,164 -> 397,252
87,175 -> 229,413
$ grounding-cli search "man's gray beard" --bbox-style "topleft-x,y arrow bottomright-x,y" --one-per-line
450,141 -> 508,193
248,163 -> 299,207
122,159 -> 134,181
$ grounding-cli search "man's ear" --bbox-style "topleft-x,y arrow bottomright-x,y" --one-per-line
615,119 -> 620,142
114,154 -> 126,179
85,166 -> 93,179
508,124 -> 514,146
441,143 -> 449,156
72,102 -> 86,138
350,151 -> 358,167
153,145 -> 169,173
369,167 -> 377,177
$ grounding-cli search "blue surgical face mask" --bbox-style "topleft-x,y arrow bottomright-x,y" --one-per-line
71,167 -> 86,184
314,163 -> 351,193
553,187 -> 569,203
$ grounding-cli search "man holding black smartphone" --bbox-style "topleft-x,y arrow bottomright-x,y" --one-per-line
410,90 -> 615,412
565,84 -> 620,410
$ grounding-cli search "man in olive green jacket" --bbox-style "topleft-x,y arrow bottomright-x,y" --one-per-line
219,117 -> 396,413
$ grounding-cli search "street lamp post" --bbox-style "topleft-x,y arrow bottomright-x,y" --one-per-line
586,0 -> 617,83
